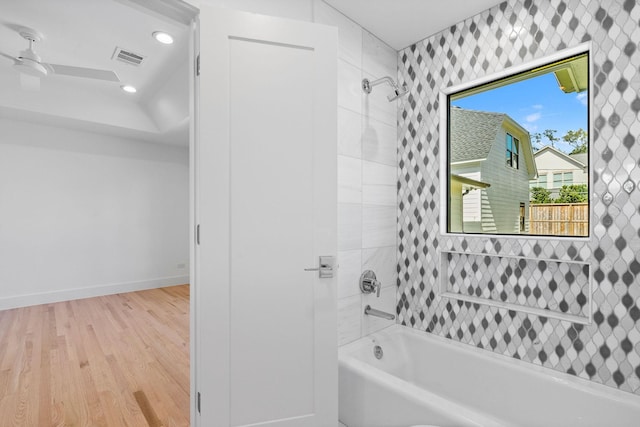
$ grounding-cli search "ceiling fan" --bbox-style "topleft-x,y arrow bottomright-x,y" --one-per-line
0,28 -> 120,88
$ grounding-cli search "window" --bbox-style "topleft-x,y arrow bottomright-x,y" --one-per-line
444,45 -> 590,237
564,172 -> 573,185
553,172 -> 562,188
552,171 -> 573,188
506,134 -> 519,169
530,174 -> 547,189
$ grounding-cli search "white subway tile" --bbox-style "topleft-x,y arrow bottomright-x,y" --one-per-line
338,294 -> 362,345
338,59 -> 362,113
362,205 -> 396,248
338,155 -> 362,204
363,161 -> 396,186
338,249 -> 362,299
362,184 -> 396,206
338,203 -> 362,250
338,107 -> 362,158
362,31 -> 397,80
362,116 -> 397,166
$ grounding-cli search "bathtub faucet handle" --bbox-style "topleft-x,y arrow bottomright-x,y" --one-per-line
359,270 -> 382,297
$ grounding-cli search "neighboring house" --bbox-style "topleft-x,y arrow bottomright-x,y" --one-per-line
530,145 -> 588,198
449,107 -> 537,234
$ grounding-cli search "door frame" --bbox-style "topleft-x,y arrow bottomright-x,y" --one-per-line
188,10 -> 199,425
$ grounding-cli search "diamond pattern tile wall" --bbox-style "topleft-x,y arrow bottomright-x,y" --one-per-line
443,251 -> 590,318
397,0 -> 640,394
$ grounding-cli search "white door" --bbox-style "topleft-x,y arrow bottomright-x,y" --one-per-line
194,7 -> 337,427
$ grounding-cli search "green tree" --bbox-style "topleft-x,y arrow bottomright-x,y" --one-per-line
542,129 -> 559,148
530,187 -> 553,204
555,184 -> 588,203
531,132 -> 542,151
562,128 -> 588,154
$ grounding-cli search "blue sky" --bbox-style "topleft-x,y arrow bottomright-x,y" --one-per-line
452,72 -> 588,154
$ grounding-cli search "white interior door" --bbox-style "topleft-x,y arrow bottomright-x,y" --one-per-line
194,7 -> 337,427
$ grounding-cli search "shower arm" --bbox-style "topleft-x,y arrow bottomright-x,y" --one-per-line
362,76 -> 398,94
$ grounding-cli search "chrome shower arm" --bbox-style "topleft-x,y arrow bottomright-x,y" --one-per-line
362,76 -> 397,93
362,76 -> 409,101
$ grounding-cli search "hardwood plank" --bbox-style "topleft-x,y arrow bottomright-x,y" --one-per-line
134,390 -> 165,427
0,285 -> 190,426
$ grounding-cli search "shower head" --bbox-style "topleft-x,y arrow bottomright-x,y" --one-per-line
362,76 -> 409,102
387,84 -> 409,102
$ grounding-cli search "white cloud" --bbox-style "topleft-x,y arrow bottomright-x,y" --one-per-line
525,112 -> 542,123
576,92 -> 588,106
532,104 -> 543,110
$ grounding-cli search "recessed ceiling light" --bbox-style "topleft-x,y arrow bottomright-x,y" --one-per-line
121,85 -> 137,93
152,31 -> 174,45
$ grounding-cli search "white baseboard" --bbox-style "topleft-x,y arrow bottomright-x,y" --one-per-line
0,275 -> 190,311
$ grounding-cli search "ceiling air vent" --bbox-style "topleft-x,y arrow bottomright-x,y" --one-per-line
112,47 -> 145,66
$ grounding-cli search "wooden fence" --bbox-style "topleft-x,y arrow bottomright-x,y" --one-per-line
529,203 -> 588,236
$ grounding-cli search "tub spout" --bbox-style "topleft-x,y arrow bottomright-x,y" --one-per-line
364,305 -> 395,320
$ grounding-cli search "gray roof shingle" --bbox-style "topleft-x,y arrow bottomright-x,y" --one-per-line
450,108 -> 506,163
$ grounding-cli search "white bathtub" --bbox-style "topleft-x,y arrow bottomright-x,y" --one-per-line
339,324 -> 640,427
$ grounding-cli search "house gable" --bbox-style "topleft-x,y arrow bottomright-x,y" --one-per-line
532,145 -> 588,191
534,145 -> 587,171
449,107 -> 537,234
450,108 -> 536,179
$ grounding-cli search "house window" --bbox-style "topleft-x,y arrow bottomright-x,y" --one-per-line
530,173 -> 547,189
506,134 -> 519,169
519,202 -> 526,232
539,173 -> 547,188
552,171 -> 573,188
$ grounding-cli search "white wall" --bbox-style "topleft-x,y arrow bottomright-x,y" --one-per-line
0,118 -> 189,309
313,2 -> 399,346
482,128 -> 532,234
143,61 -> 190,135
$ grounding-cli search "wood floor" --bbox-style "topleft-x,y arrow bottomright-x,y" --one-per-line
0,285 -> 190,427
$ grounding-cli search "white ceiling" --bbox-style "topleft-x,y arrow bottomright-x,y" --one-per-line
0,0 -> 503,146
0,0 -> 192,146
324,0 -> 503,50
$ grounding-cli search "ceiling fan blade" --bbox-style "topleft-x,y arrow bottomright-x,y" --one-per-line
0,51 -> 17,62
46,63 -> 120,82
20,73 -> 40,91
